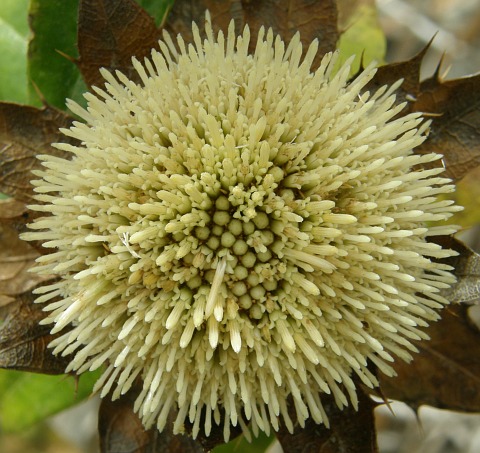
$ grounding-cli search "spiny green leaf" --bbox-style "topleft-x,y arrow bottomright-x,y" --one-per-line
0,17 -> 28,103
0,369 -> 102,432
0,369 -> 20,400
0,0 -> 30,37
336,2 -> 386,75
136,0 -> 175,25
212,432 -> 275,453
28,0 -> 86,109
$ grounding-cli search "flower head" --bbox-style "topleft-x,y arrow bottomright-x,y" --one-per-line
23,15 -> 460,441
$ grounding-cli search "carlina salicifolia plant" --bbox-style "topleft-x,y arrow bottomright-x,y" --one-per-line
19,5 -> 463,442
1,0 -> 480,452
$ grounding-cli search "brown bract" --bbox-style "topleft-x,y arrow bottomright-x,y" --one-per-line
165,0 -> 338,64
366,41 -> 480,185
0,103 -> 76,307
379,304 -> 480,412
414,69 -> 480,182
0,200 -> 48,306
0,103 -> 75,203
76,0 -> 162,88
0,0 -> 479,452
366,40 -> 480,186
276,388 -> 379,453
99,385 -> 204,453
436,236 -> 480,304
365,40 -> 432,107
0,290 -> 71,374
165,0 -> 339,67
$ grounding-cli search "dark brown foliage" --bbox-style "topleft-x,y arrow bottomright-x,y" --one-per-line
437,236 -> 480,304
379,304 -> 480,412
413,69 -> 480,183
0,199 -> 50,306
276,390 -> 379,453
0,289 -> 70,374
367,45 -> 480,184
166,0 -> 338,68
366,40 -> 432,107
77,0 -> 161,88
99,385 -> 204,453
0,103 -> 75,202
0,197 -> 47,255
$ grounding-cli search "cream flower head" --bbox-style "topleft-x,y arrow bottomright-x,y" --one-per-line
24,14 -> 460,441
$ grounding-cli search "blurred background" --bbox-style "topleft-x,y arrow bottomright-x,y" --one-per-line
0,0 -> 479,452
378,0 -> 480,79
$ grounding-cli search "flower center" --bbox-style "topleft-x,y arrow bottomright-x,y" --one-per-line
109,104 -> 345,353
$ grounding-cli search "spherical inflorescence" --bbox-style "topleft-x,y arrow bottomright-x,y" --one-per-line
24,16 -> 461,441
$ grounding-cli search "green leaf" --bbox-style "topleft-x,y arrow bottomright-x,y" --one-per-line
336,2 -> 386,75
0,368 -> 20,399
136,0 -> 175,25
0,369 -> 102,432
0,0 -> 30,37
28,0 -> 86,109
212,432 -> 275,453
0,17 -> 28,103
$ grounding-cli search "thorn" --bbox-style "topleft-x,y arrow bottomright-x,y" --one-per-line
441,64 -> 452,81
30,79 -> 48,107
433,51 -> 445,80
73,374 -> 80,398
375,385 -> 396,416
159,3 -> 173,28
414,407 -> 424,436
55,48 -> 77,64
383,396 -> 395,416
60,373 -> 80,398
424,33 -> 437,52
359,49 -> 367,71
412,34 -> 436,66
446,305 -> 462,318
